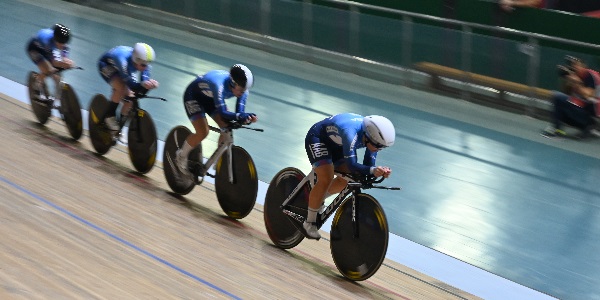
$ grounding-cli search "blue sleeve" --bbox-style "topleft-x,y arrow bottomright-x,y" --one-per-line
141,67 -> 151,82
235,92 -> 248,113
362,149 -> 377,167
212,84 -> 237,121
114,57 -> 142,90
342,130 -> 372,175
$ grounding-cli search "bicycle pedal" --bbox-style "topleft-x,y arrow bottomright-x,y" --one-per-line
205,172 -> 215,178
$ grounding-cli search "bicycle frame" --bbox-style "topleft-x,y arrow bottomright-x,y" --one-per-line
37,67 -> 82,107
199,126 -> 235,183
281,170 -> 361,228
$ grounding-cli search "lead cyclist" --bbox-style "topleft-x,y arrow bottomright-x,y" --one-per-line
303,113 -> 395,239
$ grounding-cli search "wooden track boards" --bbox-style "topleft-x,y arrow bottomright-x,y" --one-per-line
0,94 -> 480,299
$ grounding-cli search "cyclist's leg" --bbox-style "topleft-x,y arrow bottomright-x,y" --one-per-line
304,131 -> 334,239
178,92 -> 210,173
27,40 -> 53,84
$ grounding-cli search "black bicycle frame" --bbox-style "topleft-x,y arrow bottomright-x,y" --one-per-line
281,172 -> 363,228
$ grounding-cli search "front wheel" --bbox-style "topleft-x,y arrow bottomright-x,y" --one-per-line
214,146 -> 258,219
128,109 -> 157,174
28,71 -> 52,125
88,94 -> 113,155
60,83 -> 83,140
263,167 -> 309,249
330,193 -> 389,281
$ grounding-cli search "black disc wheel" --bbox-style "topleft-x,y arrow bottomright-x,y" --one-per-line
330,193 -> 389,281
128,109 -> 157,174
28,71 -> 52,125
263,167 -> 309,249
215,146 -> 258,219
60,83 -> 83,140
88,94 -> 113,155
163,126 -> 198,195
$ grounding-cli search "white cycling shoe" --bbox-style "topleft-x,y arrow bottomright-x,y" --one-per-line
303,221 -> 321,240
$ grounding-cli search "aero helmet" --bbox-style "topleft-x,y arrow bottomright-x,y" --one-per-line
132,43 -> 155,65
53,24 -> 70,44
363,115 -> 395,148
230,64 -> 254,90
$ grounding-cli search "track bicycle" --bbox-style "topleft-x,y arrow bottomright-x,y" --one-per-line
27,67 -> 84,140
88,90 -> 166,174
163,122 -> 263,219
264,167 -> 400,281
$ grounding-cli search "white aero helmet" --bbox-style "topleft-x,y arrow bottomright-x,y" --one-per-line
132,43 -> 155,65
363,115 -> 395,148
230,64 -> 254,90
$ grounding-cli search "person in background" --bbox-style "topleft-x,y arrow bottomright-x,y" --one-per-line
563,56 -> 600,97
499,0 -> 545,11
543,74 -> 600,139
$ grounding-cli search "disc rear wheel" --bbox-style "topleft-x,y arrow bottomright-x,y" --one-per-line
163,126 -> 198,195
28,72 -> 52,125
88,94 -> 114,155
263,167 -> 309,249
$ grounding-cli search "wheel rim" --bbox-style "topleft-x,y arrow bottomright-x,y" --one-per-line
61,84 -> 83,140
215,146 -> 258,219
263,167 -> 308,249
28,72 -> 51,125
88,94 -> 113,155
330,194 -> 388,281
128,110 -> 157,174
163,126 -> 195,194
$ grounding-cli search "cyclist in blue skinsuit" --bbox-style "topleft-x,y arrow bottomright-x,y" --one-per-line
98,43 -> 159,132
174,64 -> 258,178
303,113 -> 395,239
26,24 -> 75,98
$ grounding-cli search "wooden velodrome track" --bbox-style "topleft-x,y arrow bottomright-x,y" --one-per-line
0,94 -> 481,299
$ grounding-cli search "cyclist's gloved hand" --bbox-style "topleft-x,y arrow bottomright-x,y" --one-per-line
236,112 -> 257,124
142,79 -> 159,90
132,86 -> 149,97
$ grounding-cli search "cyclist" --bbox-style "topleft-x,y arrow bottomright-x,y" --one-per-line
303,113 -> 395,239
26,24 -> 76,98
174,64 -> 258,179
98,43 -> 159,132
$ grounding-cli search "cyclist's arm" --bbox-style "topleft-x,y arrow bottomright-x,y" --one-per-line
115,57 -> 143,91
362,148 -> 377,168
141,67 -> 151,82
50,46 -> 72,70
235,92 -> 248,113
212,84 -> 237,121
342,132 -> 372,175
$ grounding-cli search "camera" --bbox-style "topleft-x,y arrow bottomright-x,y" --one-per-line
557,64 -> 573,77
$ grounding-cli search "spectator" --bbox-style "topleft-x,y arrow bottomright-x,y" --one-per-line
499,0 -> 545,11
564,56 -> 600,97
542,74 -> 600,139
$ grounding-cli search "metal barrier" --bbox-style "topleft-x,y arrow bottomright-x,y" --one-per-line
102,0 -> 600,115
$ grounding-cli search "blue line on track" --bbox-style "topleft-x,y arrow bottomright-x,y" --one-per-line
0,175 -> 241,300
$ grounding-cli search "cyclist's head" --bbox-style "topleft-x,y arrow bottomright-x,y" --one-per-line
132,43 -> 155,66
53,24 -> 70,44
229,64 -> 253,91
363,115 -> 395,149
